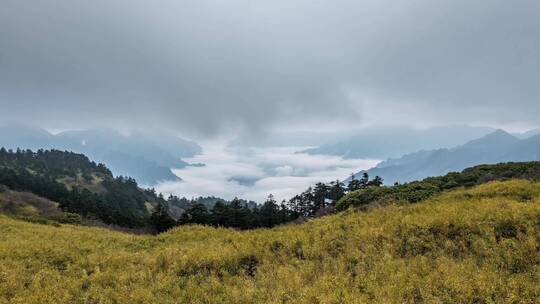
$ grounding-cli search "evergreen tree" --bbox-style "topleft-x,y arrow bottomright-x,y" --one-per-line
301,187 -> 315,216
151,202 -> 176,233
313,182 -> 329,210
259,194 -> 280,227
287,194 -> 304,218
328,180 -> 345,203
211,201 -> 230,227
228,198 -> 252,229
368,176 -> 384,187
347,173 -> 362,192
278,200 -> 292,223
180,203 -> 210,225
359,172 -> 369,189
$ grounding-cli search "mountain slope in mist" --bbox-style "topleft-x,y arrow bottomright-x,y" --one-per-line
0,125 -> 201,185
304,125 -> 495,159
357,130 -> 540,184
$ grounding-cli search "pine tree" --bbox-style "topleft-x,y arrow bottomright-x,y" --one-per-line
180,203 -> 210,225
211,201 -> 229,227
328,180 -> 345,203
359,172 -> 369,189
368,176 -> 384,187
260,194 -> 279,227
347,173 -> 362,192
313,182 -> 329,210
151,202 -> 176,233
301,187 -> 315,217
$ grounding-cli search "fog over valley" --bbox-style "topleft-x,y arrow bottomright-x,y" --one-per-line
156,143 -> 380,203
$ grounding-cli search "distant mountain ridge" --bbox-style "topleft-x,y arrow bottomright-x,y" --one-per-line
0,124 -> 202,185
355,130 -> 540,184
513,128 -> 540,139
303,125 -> 496,159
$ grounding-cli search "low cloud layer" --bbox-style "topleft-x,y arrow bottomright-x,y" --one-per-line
1,0 -> 539,137
155,144 -> 379,202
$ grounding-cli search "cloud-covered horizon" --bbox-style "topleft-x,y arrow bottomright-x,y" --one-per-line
155,144 -> 379,203
1,0 -> 539,138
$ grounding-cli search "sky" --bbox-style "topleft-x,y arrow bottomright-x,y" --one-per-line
1,1 -> 540,201
1,0 -> 540,139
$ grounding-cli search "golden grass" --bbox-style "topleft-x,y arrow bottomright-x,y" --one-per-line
1,180 -> 539,303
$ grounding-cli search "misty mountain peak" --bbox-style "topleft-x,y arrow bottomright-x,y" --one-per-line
463,129 -> 518,147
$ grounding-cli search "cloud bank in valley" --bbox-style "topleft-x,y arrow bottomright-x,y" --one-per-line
155,144 -> 379,202
1,0 -> 539,137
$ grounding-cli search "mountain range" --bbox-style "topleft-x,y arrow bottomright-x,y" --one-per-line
304,125 -> 497,159
0,124 -> 201,185
355,129 -> 540,184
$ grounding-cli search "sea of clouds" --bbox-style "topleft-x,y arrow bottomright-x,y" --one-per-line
156,143 -> 379,203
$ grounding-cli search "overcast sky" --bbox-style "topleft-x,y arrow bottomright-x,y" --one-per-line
1,0 -> 539,138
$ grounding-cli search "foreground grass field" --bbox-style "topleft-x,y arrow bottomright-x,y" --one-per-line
1,180 -> 539,303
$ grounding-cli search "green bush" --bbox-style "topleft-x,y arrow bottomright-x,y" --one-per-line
53,212 -> 83,224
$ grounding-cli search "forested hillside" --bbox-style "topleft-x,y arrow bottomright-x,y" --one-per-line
1,180 -> 539,303
0,125 -> 201,185
0,148 -> 164,227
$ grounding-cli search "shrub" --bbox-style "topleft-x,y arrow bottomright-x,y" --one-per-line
52,212 -> 83,225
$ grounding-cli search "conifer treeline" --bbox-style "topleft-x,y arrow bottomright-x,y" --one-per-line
162,172 -> 383,231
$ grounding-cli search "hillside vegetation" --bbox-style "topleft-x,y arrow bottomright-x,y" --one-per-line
0,149 -> 164,227
1,180 -> 539,303
339,161 -> 540,211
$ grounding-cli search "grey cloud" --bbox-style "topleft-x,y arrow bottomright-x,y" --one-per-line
0,0 -> 539,136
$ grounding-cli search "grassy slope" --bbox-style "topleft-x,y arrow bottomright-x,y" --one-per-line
1,180 -> 539,303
